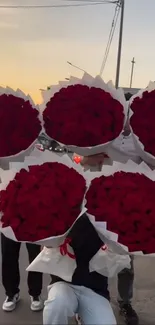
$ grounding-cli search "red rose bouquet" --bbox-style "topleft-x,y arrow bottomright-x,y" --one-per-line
85,161 -> 155,254
130,82 -> 155,166
0,152 -> 86,246
42,74 -> 127,156
0,87 -> 41,169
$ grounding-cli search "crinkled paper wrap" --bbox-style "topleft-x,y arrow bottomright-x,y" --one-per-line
129,82 -> 155,167
107,133 -> 141,164
41,73 -> 128,156
89,245 -> 131,278
27,229 -> 130,282
0,87 -> 43,170
84,160 -> 155,256
0,152 -> 87,247
73,133 -> 141,171
26,243 -> 130,279
26,246 -> 76,282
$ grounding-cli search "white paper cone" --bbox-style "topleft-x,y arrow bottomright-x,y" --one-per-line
26,246 -> 76,281
89,246 -> 131,278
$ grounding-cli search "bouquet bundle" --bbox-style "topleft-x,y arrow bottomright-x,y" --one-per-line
0,87 -> 41,169
130,81 -> 155,167
41,73 -> 127,156
85,161 -> 155,255
2,77 -> 155,281
0,152 -> 131,278
0,152 -> 86,247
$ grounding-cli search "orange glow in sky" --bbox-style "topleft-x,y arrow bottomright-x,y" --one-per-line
1,0 -> 155,104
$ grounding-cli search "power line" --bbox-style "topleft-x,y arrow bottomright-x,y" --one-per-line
61,0 -> 117,2
60,0 -> 115,3
0,1 -> 117,9
99,1 -> 120,76
99,1 -> 120,75
60,0 -> 113,2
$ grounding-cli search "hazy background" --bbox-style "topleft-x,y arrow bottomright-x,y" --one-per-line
0,0 -> 154,103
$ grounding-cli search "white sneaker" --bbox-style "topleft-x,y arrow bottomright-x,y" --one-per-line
30,296 -> 43,311
2,293 -> 20,312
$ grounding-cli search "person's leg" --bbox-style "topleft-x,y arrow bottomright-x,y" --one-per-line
78,286 -> 116,325
26,243 -> 43,311
117,257 -> 139,325
43,282 -> 78,325
1,234 -> 21,311
117,257 -> 134,305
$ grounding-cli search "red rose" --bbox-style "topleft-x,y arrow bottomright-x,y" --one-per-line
43,84 -> 124,148
0,93 -> 41,157
0,162 -> 86,242
86,172 -> 155,254
130,90 -> 155,156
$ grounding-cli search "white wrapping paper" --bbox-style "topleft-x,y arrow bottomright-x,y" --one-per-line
26,243 -> 130,279
89,245 -> 131,277
41,73 -> 128,156
108,133 -> 141,164
26,246 -> 76,282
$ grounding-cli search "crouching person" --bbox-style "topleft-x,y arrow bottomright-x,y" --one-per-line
43,280 -> 116,325
43,215 -> 117,325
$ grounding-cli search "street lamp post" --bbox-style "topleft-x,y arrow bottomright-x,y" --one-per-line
115,0 -> 125,89
129,57 -> 135,88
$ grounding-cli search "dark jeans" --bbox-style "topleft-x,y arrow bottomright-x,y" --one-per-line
1,234 -> 42,297
117,256 -> 134,305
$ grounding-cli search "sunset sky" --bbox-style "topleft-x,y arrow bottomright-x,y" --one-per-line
0,0 -> 155,103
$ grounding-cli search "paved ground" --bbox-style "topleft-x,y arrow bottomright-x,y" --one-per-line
0,245 -> 155,324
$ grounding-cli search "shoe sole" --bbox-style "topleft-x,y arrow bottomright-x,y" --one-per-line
119,311 -> 139,325
31,306 -> 44,312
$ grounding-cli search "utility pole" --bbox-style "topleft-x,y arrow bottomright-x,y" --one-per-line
115,0 -> 125,89
129,57 -> 135,88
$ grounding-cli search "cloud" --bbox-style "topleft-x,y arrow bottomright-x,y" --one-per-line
0,21 -> 18,29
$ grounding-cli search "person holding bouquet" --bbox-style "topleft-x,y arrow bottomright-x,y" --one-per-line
43,215 -> 116,325
80,152 -> 139,325
1,234 -> 43,312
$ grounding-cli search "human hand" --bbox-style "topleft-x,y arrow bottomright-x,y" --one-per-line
80,153 -> 105,167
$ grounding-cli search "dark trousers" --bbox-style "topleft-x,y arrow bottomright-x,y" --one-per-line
1,234 -> 43,297
117,256 -> 134,305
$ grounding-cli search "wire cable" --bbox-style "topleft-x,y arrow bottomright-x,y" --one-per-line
0,1 -> 117,9
60,0 -> 117,2
99,1 -> 120,76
